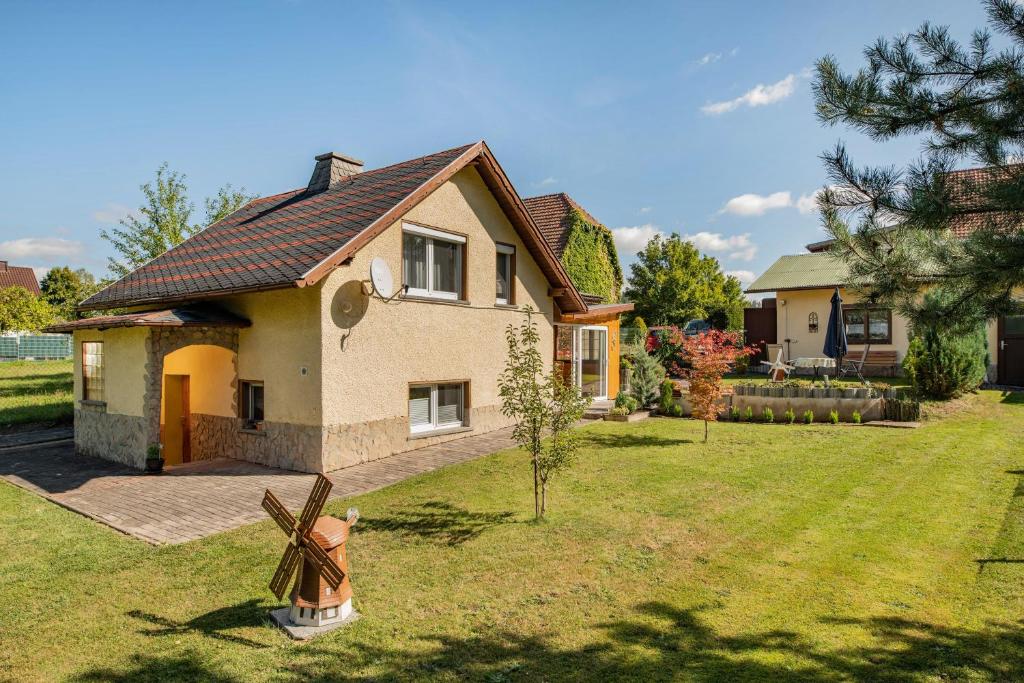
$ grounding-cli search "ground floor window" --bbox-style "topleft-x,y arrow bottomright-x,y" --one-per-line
844,306 -> 892,344
82,341 -> 104,402
240,380 -> 264,428
409,382 -> 466,433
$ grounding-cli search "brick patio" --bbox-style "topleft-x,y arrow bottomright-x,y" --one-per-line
0,427 -> 518,544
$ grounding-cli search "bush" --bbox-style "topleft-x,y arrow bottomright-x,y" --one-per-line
784,408 -> 796,424
852,410 -> 861,424
903,289 -> 988,400
609,406 -> 630,417
828,409 -> 840,424
614,391 -> 639,414
658,379 -> 676,415
803,409 -> 814,424
744,406 -> 754,422
670,403 -> 684,417
730,405 -> 741,422
762,407 -> 774,423
630,350 -> 666,407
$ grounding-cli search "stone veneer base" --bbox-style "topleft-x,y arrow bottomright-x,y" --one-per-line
74,407 -> 147,469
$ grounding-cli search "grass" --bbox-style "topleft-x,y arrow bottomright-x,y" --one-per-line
0,359 -> 73,430
2,391 -> 1023,680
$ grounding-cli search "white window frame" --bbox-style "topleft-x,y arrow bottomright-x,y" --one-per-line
496,243 -> 515,305
409,382 -> 466,434
402,222 -> 465,301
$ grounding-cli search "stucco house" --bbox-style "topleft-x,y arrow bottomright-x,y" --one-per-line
746,166 -> 1021,385
49,142 -> 632,472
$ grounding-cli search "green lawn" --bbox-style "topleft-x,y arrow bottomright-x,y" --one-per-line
0,359 -> 73,430
2,391 -> 1023,681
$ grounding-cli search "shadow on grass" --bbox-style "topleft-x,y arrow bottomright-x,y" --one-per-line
70,653 -> 237,683
128,598 -> 270,648
356,500 -> 515,546
583,433 -> 694,449
284,601 -> 1024,681
1001,391 -> 1024,405
0,376 -> 72,397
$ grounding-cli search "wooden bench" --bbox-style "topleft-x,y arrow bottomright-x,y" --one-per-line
842,349 -> 899,377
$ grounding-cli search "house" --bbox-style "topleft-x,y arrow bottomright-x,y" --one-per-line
0,260 -> 42,295
47,142 -> 633,472
745,166 -> 1019,384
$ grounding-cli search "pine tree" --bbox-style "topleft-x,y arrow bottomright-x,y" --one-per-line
812,0 -> 1024,329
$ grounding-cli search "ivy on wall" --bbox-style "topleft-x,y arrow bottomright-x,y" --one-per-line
560,208 -> 623,303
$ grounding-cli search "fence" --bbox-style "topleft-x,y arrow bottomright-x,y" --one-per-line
0,334 -> 72,360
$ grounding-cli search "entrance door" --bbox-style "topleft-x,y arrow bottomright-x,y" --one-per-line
162,374 -> 191,465
999,315 -> 1024,386
577,327 -> 608,399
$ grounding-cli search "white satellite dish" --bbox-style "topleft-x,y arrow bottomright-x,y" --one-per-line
369,257 -> 395,298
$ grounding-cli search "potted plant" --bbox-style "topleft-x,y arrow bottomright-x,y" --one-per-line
145,443 -> 164,474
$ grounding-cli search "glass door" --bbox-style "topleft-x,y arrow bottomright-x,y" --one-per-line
577,327 -> 607,399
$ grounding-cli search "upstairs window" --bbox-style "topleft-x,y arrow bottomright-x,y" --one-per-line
495,243 -> 515,305
402,223 -> 465,300
82,342 -> 104,402
240,380 -> 264,428
844,307 -> 892,344
409,382 -> 466,434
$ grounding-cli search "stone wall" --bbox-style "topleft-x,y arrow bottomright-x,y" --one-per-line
190,413 -> 238,462
75,405 -> 147,468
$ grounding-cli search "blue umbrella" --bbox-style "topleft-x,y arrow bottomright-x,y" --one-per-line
822,287 -> 848,379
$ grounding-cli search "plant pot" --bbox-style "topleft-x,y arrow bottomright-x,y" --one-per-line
145,457 -> 164,474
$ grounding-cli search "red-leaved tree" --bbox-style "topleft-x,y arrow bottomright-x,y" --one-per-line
670,330 -> 755,442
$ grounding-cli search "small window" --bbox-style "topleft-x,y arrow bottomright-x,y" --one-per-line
808,312 -> 819,334
402,223 -> 465,300
844,307 -> 892,344
82,342 -> 104,402
495,243 -> 515,305
240,380 -> 264,427
409,382 -> 466,434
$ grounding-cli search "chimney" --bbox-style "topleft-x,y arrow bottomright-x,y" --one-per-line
0,261 -> 7,271
307,151 -> 364,192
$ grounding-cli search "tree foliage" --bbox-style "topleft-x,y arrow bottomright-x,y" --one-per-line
40,267 -> 98,320
498,307 -> 589,519
628,347 -> 666,408
624,233 -> 745,330
903,289 -> 989,399
0,286 -> 55,333
560,208 -> 623,302
672,330 -> 755,442
812,0 -> 1024,328
102,164 -> 255,278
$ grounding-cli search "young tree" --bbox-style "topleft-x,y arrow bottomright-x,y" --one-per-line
904,289 -> 989,399
0,286 -> 55,333
625,233 -> 745,329
40,267 -> 98,320
628,347 -> 666,408
813,0 -> 1024,328
498,307 -> 589,519
672,330 -> 754,442
102,164 -> 255,278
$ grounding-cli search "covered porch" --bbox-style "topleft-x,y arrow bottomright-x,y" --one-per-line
554,302 -> 633,401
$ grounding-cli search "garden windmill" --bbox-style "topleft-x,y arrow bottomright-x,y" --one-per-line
263,474 -> 359,633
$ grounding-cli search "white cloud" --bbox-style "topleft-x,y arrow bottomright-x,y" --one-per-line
32,267 -> 50,281
92,203 -> 135,224
683,231 -> 758,261
0,237 -> 86,261
719,191 -> 793,216
725,269 -> 756,286
611,224 -> 664,256
701,73 -> 799,115
534,177 -> 558,187
638,206 -> 652,214
795,189 -> 823,214
697,52 -> 722,66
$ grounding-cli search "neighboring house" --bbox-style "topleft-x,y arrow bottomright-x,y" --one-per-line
746,166 -> 1019,384
48,142 -> 632,472
0,260 -> 42,295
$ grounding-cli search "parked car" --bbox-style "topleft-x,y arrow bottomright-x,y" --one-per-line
682,319 -> 712,336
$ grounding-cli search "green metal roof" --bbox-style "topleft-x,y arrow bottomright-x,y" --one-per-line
745,253 -> 853,294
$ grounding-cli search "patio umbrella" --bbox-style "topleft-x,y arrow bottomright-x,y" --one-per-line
822,287 -> 848,379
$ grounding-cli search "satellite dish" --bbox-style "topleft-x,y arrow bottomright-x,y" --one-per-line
369,257 -> 394,298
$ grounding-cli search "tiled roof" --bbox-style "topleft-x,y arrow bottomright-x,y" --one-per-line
80,142 -> 588,314
522,193 -> 603,259
944,164 -> 1024,238
45,305 -> 251,333
0,262 -> 41,295
745,253 -> 855,293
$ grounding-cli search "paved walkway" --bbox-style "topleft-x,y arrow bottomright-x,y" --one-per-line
0,425 -> 73,450
0,427 -> 517,545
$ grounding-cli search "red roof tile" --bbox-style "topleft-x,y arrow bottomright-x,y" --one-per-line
943,164 -> 1024,238
522,193 -> 603,259
0,262 -> 41,295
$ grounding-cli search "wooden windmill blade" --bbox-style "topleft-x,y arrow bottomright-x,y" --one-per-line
301,538 -> 345,590
269,542 -> 302,600
297,474 -> 333,532
262,489 -> 297,536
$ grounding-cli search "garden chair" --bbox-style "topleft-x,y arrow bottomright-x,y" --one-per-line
839,344 -> 870,383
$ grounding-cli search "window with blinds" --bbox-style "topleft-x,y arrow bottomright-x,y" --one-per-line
82,342 -> 104,402
409,382 -> 466,434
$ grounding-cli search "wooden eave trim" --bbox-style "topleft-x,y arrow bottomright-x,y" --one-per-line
77,281 -> 299,313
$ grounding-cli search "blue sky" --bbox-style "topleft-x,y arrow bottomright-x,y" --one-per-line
0,1 -> 994,290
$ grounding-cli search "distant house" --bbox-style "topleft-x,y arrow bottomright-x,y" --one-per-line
746,164 -> 1021,385
0,261 -> 41,295
48,142 -> 632,472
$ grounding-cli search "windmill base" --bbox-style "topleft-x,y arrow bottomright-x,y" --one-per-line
270,603 -> 359,640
